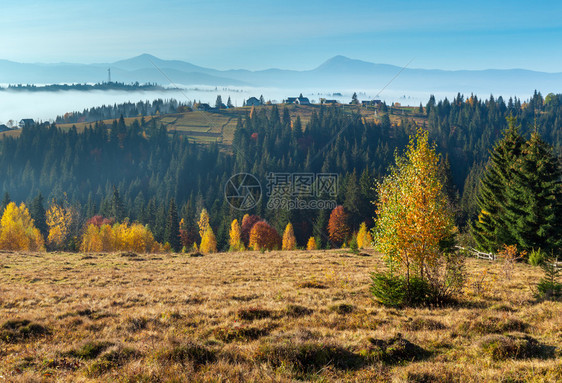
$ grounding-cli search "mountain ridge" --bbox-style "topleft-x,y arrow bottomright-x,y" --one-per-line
1,54 -> 561,94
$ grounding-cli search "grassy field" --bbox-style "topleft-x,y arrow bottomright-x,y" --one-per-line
0,249 -> 560,382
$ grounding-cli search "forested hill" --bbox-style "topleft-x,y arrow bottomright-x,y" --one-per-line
1,82 -> 168,92
0,91 -> 561,250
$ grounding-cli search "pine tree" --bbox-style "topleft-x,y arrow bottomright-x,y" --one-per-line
215,95 -> 223,109
153,202 -> 167,243
29,193 -> 48,241
343,171 -> 361,230
165,200 -> 181,252
508,132 -> 562,252
0,192 -> 10,214
358,167 -> 376,226
471,118 -> 525,252
313,208 -> 328,249
111,186 -> 125,222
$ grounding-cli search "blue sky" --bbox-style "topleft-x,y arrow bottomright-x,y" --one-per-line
3,0 -> 562,72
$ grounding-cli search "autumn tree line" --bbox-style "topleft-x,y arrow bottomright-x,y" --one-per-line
1,92 -> 562,256
0,194 -> 371,255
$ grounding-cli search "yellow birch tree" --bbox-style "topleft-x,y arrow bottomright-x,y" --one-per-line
373,128 -> 460,303
0,202 -> 45,251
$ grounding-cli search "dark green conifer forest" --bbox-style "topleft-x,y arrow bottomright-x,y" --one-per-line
1,91 -> 561,251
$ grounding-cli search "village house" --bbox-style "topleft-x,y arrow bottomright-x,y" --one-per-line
246,97 -> 261,106
284,94 -> 310,105
19,119 -> 35,128
361,100 -> 382,107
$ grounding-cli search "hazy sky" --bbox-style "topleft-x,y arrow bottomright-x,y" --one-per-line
3,0 -> 562,72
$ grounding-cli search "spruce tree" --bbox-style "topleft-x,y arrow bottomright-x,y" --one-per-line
154,202 -> 167,243
215,95 -> 223,109
343,171 -> 361,230
30,193 -> 48,241
111,186 -> 125,222
165,200 -> 181,252
471,118 -> 525,252
1,192 -> 10,214
508,132 -> 562,252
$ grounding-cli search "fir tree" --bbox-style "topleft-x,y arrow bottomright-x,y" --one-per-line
471,118 -> 525,252
29,193 -> 48,241
509,132 -> 562,252
165,199 -> 181,252
215,95 -> 223,109
343,171 -> 361,230
0,192 -> 10,214
111,186 -> 125,222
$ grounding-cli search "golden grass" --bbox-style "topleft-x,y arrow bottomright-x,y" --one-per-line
0,130 -> 21,139
1,249 -> 560,382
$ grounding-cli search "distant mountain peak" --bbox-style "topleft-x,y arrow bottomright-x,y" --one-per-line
314,55 -> 389,73
319,55 -> 357,66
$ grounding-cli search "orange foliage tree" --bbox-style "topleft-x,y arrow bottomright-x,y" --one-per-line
0,202 -> 45,251
241,214 -> 261,247
282,222 -> 297,250
179,218 -> 198,250
249,221 -> 281,251
328,206 -> 350,247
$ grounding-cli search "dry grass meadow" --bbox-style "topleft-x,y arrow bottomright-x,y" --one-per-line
0,249 -> 561,382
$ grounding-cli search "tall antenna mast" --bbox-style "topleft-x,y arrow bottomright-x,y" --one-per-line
107,67 -> 111,83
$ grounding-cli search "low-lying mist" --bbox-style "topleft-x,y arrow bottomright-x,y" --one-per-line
0,85 -> 501,125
